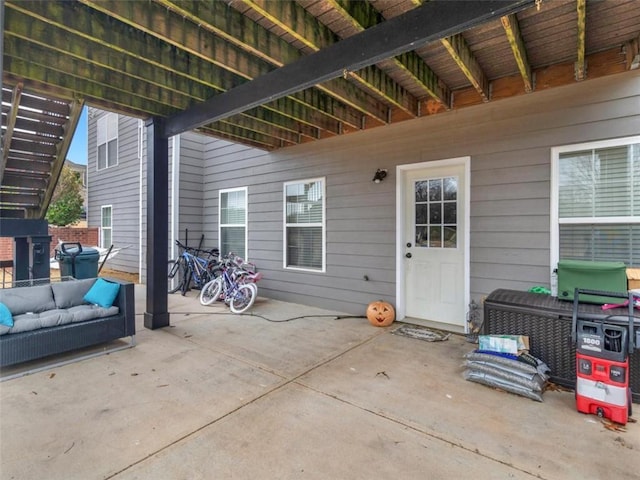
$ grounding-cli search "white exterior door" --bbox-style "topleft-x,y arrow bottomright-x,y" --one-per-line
400,160 -> 468,329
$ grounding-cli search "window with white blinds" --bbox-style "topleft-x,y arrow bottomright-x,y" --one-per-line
219,187 -> 247,259
97,113 -> 118,170
553,137 -> 640,266
284,178 -> 325,271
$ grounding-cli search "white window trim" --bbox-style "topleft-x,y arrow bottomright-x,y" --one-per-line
283,177 -> 326,273
550,135 -> 640,290
97,113 -> 118,171
219,187 -> 248,260
100,205 -> 113,248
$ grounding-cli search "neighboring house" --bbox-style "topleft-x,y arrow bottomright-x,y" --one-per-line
87,70 -> 640,330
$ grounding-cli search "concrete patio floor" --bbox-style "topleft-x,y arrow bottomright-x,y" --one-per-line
1,285 -> 638,479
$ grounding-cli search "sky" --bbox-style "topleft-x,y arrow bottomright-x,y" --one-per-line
67,106 -> 88,165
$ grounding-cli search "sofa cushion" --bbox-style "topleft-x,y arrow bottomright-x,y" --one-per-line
68,304 -> 119,323
0,285 -> 56,315
4,310 -> 71,335
0,302 -> 13,328
83,278 -> 120,308
52,278 -> 97,309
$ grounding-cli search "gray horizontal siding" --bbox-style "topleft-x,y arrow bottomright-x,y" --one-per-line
87,113 -> 141,274
199,70 -> 640,316
90,70 -> 640,320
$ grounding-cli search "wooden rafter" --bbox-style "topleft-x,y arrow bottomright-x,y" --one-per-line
441,34 -> 490,102
154,0 -> 387,125
237,0 -> 419,118
501,14 -> 533,93
324,0 -> 451,109
0,82 -> 23,183
76,0 -> 363,131
575,0 -> 586,81
164,0 -> 534,136
4,2 -> 332,140
1,0 -> 634,154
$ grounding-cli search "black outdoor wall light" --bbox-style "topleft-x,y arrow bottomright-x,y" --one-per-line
372,169 -> 388,183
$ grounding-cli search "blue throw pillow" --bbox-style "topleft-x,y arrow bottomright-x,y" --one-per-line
0,302 -> 13,328
83,278 -> 121,308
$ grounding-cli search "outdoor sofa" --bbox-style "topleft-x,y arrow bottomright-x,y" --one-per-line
0,277 -> 135,369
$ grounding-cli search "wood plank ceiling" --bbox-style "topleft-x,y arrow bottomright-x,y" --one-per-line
1,0 -> 640,218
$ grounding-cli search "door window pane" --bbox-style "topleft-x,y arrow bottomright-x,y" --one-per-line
414,176 -> 458,249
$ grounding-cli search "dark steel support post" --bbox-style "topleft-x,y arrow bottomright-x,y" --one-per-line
144,117 -> 170,330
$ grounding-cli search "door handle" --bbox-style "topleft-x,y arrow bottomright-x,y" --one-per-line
405,252 -> 412,258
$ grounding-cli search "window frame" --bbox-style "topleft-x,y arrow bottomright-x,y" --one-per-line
96,113 -> 118,171
283,177 -> 326,273
550,135 -> 640,280
218,187 -> 248,260
100,205 -> 113,248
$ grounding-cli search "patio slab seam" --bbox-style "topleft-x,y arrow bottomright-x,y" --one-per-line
293,379 -> 548,480
104,327 -> 387,480
157,311 -> 381,379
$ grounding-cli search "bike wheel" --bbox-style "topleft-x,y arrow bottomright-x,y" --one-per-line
230,284 -> 256,314
168,259 -> 185,294
200,277 -> 224,305
180,264 -> 193,296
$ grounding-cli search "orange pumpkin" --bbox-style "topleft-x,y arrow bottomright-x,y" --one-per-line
366,300 -> 395,327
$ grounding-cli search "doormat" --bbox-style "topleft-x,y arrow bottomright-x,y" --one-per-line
391,324 -> 451,342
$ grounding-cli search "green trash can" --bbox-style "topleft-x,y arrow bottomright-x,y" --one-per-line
557,259 -> 627,304
55,243 -> 99,279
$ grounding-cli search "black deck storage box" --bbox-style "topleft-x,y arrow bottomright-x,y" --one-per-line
483,289 -> 640,403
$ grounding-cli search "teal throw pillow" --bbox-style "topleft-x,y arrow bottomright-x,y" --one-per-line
83,278 -> 121,308
0,302 -> 13,328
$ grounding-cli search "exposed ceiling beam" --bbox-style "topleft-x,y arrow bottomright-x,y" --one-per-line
154,0 -> 387,125
36,98 -> 84,219
0,82 -> 23,183
77,0 -> 363,131
165,0 -> 534,137
324,0 -> 451,108
236,0 -> 418,117
441,33 -> 490,102
6,0 -> 348,137
575,0 -> 586,81
501,14 -> 533,93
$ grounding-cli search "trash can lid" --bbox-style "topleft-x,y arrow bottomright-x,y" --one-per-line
61,247 -> 99,257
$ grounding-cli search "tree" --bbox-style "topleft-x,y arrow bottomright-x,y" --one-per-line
46,164 -> 84,226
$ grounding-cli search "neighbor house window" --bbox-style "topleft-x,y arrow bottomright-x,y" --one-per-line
552,136 -> 640,268
219,187 -> 247,259
101,205 -> 112,248
97,113 -> 118,170
284,178 -> 325,271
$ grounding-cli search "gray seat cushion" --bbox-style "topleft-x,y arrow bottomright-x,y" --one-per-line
51,278 -> 97,309
0,285 -> 56,315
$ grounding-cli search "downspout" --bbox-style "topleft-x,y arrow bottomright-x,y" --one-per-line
138,119 -> 143,280
170,135 -> 180,259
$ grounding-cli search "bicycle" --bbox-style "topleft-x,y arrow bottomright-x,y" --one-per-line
168,240 -> 220,295
199,254 -> 260,313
